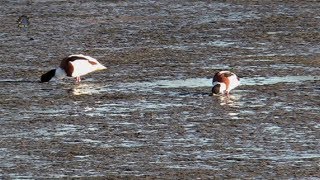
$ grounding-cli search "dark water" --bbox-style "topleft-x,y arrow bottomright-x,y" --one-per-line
0,0 -> 319,178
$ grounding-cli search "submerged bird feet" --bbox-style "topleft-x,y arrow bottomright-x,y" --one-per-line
76,76 -> 81,83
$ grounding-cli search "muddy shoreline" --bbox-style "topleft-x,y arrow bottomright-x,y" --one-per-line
1,0 -> 319,178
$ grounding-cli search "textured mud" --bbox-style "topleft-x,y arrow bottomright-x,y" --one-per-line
0,0 -> 320,179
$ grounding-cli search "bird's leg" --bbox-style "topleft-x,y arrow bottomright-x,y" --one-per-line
76,76 -> 81,83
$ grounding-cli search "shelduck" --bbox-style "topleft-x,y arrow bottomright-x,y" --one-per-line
212,71 -> 240,95
40,54 -> 106,83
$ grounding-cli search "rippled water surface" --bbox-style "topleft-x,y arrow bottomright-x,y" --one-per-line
0,0 -> 319,179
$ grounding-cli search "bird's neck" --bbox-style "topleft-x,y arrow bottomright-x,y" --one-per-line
55,67 -> 67,79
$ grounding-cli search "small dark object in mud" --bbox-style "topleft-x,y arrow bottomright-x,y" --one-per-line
17,15 -> 30,30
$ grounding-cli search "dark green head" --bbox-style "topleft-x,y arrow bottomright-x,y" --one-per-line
212,84 -> 221,94
40,69 -> 56,82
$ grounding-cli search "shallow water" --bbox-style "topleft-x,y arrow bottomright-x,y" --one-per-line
120,75 -> 320,90
1,0 -> 320,179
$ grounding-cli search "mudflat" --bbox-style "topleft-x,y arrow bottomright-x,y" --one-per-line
0,1 -> 319,178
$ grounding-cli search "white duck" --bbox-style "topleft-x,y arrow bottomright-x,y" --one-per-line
212,71 -> 240,95
41,54 -> 106,83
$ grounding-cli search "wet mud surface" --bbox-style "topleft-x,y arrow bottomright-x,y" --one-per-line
1,0 -> 320,178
